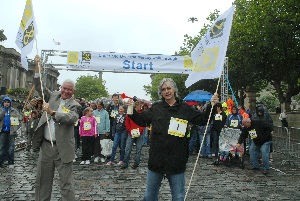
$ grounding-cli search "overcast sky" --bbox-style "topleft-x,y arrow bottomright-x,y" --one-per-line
1,0 -> 233,100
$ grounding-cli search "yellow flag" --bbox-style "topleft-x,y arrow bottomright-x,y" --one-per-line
15,0 -> 38,70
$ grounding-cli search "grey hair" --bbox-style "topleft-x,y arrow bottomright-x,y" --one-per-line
157,78 -> 179,99
62,79 -> 76,90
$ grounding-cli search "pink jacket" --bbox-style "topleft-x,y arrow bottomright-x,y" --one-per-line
79,116 -> 97,137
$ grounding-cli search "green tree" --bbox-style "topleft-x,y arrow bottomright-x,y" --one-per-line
228,0 -> 300,110
75,75 -> 108,101
0,29 -> 7,48
259,95 -> 280,113
144,10 -> 220,101
0,29 -> 7,42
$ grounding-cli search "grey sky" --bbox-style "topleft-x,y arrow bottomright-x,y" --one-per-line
1,0 -> 233,100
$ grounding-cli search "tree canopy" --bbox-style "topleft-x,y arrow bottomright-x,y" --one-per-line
228,0 -> 300,105
75,75 -> 108,101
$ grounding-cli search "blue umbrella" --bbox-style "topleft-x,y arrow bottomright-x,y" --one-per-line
183,90 -> 213,102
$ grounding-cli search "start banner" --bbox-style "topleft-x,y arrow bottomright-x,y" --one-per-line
66,51 -> 193,74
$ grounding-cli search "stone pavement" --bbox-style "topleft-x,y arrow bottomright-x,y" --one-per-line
0,146 -> 300,201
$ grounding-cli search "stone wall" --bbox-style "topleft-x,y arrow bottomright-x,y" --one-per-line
270,112 -> 300,128
0,47 -> 59,96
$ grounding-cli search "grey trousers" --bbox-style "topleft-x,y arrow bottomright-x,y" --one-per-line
35,141 -> 75,201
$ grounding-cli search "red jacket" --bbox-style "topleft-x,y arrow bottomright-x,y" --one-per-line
125,110 -> 145,137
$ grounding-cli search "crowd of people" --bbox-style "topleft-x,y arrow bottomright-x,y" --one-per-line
0,55 -> 278,200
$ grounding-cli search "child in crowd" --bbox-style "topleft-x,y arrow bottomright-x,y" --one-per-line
26,110 -> 39,151
107,105 -> 127,166
79,107 -> 97,165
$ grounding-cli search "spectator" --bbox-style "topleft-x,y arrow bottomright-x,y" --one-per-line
79,107 -> 97,165
107,105 -> 127,166
26,110 -> 39,152
237,118 -> 272,175
106,94 -> 120,140
93,101 -> 110,163
121,100 -> 145,170
0,96 -> 21,168
279,110 -> 288,128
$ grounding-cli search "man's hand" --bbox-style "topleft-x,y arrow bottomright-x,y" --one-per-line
210,93 -> 219,105
105,132 -> 109,137
43,102 -> 54,115
35,55 -> 43,73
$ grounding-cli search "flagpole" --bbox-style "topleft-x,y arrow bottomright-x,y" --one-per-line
184,75 -> 222,200
35,37 -> 54,147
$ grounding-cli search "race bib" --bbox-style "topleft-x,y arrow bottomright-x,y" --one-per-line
31,121 -> 34,128
95,116 -> 101,124
168,117 -> 188,138
61,106 -> 70,113
215,114 -> 222,121
111,110 -> 118,118
84,122 -> 91,130
230,120 -> 238,127
10,116 -> 19,126
131,128 -> 140,138
249,129 -> 257,139
74,121 -> 78,126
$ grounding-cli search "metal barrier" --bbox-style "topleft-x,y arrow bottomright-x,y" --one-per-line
272,126 -> 300,165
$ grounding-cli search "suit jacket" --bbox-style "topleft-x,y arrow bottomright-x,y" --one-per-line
33,77 -> 81,163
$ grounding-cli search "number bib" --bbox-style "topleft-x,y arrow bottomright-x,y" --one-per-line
84,122 -> 91,130
131,128 -> 140,138
95,116 -> 101,124
168,117 -> 188,138
61,106 -> 70,113
74,121 -> 78,126
10,117 -> 19,126
249,129 -> 257,139
111,110 -> 118,118
31,121 -> 34,128
215,114 -> 222,121
230,120 -> 238,127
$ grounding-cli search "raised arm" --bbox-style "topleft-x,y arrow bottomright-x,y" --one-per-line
33,55 -> 52,102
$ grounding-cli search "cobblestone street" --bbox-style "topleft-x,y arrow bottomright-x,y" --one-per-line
1,146 -> 300,201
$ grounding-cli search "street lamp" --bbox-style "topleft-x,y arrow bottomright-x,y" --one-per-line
188,17 -> 198,23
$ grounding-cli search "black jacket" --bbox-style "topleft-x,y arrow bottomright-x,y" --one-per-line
128,98 -> 209,174
212,111 -> 227,132
238,120 -> 273,146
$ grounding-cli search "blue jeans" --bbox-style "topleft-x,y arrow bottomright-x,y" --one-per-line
142,128 -> 149,145
110,131 -> 127,162
0,132 -> 15,165
188,126 -> 198,154
250,141 -> 271,171
123,135 -> 143,167
198,125 -> 211,156
211,130 -> 220,156
143,169 -> 185,201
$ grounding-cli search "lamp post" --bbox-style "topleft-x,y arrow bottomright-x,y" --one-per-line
188,17 -> 198,36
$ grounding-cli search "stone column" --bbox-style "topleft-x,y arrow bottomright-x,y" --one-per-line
244,86 -> 257,112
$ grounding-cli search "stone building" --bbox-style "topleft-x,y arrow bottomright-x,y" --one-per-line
0,47 -> 59,95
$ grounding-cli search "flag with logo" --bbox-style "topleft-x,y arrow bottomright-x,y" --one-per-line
185,5 -> 235,87
15,0 -> 38,70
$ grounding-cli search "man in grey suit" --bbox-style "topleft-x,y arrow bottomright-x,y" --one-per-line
33,56 -> 81,201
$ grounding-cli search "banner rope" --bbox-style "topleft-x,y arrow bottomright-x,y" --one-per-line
35,38 -> 54,147
184,75 -> 221,200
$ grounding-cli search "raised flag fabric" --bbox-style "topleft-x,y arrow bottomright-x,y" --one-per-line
185,5 -> 235,87
15,0 -> 38,70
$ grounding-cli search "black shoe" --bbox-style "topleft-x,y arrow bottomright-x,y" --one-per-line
262,170 -> 269,175
131,164 -> 139,169
248,167 -> 259,171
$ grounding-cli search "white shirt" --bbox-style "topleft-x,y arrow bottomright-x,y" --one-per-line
44,98 -> 70,141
